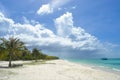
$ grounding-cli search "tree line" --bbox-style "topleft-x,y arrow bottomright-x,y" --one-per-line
0,37 -> 59,67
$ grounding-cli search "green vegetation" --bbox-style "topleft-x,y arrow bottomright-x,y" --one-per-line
0,37 -> 59,67
32,48 -> 40,62
0,37 -> 25,67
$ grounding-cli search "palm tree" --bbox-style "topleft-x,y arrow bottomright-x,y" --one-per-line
0,37 -> 25,67
32,48 -> 40,62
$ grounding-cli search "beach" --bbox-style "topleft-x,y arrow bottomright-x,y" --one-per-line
0,60 -> 120,80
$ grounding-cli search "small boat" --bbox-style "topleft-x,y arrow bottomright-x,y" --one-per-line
101,58 -> 108,60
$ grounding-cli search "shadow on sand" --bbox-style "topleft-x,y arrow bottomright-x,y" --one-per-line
0,66 -> 9,68
0,64 -> 23,68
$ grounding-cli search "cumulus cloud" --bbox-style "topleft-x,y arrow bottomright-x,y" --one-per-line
54,12 -> 103,51
0,12 -> 109,58
55,12 -> 73,37
37,0 -> 70,15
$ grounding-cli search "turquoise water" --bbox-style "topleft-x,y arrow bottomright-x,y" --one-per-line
67,58 -> 120,71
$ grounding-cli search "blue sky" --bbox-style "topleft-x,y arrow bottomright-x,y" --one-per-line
0,0 -> 120,58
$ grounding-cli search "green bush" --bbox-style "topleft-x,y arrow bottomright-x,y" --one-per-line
45,56 -> 59,60
0,44 -> 59,61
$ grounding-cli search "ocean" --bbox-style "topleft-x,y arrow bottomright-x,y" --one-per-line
67,58 -> 120,72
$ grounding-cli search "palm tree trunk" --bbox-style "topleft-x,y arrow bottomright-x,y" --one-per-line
9,52 -> 12,67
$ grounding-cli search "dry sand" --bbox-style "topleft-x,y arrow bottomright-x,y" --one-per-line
0,60 -> 120,80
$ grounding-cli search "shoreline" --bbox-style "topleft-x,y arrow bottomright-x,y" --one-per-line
0,60 -> 120,80
65,59 -> 120,74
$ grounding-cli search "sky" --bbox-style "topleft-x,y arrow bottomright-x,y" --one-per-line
0,0 -> 120,58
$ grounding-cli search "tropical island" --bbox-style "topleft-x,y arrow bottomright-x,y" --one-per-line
0,37 -> 120,80
0,37 -> 59,67
0,0 -> 120,80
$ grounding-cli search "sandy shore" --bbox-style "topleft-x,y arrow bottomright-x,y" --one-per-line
0,60 -> 120,80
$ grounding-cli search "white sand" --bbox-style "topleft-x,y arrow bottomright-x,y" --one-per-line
0,60 -> 120,80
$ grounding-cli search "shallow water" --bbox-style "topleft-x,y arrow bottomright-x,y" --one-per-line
67,58 -> 120,72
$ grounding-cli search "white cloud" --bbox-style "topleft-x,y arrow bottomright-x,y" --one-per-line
54,12 -> 102,51
72,6 -> 76,9
37,0 -> 70,15
55,12 -> 73,37
37,4 -> 53,15
0,12 -> 112,58
23,16 -> 30,24
22,16 -> 39,25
